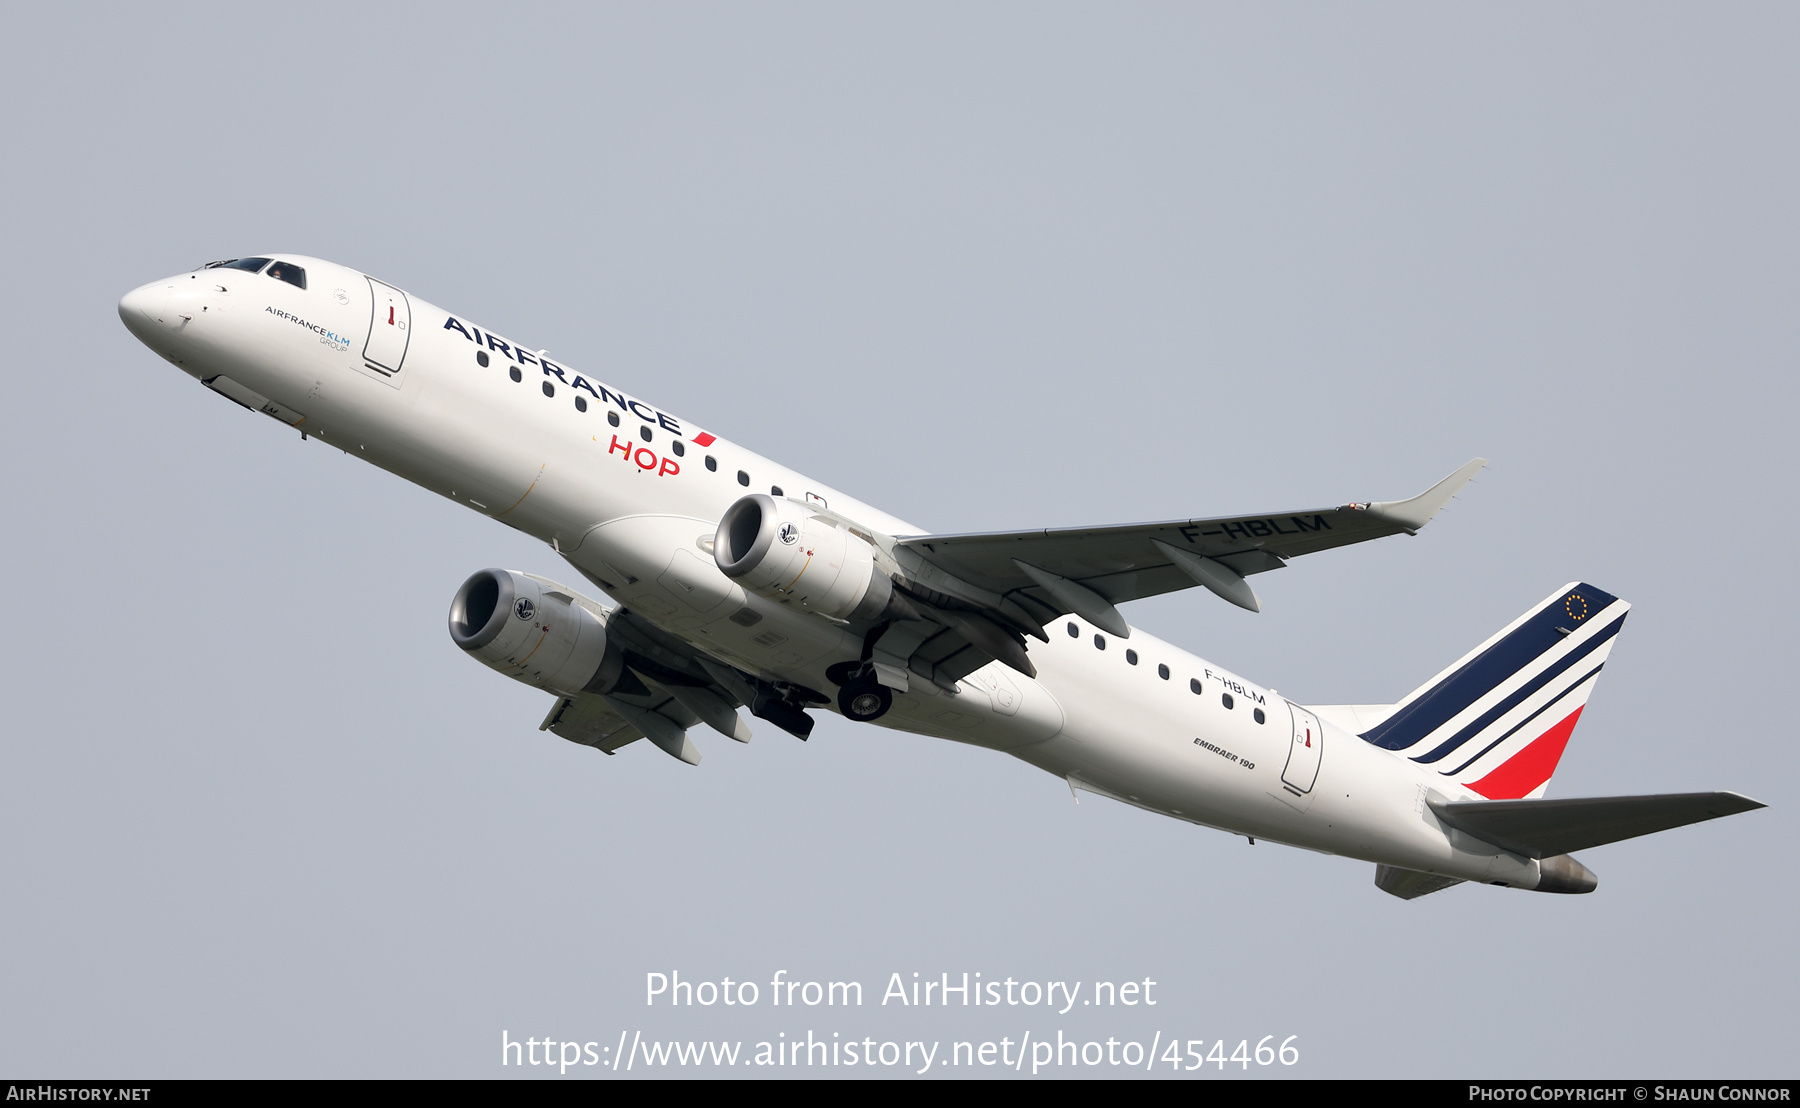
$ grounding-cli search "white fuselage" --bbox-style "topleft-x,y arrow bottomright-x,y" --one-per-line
119,255 -> 1539,889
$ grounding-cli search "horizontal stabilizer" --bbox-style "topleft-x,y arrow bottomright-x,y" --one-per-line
1430,791 -> 1765,859
1374,865 -> 1466,900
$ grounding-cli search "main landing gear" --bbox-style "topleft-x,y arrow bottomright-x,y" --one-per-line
827,660 -> 894,723
838,679 -> 893,722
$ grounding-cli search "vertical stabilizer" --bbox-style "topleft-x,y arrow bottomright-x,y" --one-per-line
1361,583 -> 1629,799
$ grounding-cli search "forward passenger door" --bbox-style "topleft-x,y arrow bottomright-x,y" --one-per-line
362,276 -> 412,378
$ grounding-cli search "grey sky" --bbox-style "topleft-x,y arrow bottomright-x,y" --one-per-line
1,2 -> 1794,1078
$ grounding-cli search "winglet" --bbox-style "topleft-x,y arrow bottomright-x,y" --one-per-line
1364,458 -> 1487,534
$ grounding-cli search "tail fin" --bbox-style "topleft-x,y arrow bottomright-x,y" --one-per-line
1360,583 -> 1629,799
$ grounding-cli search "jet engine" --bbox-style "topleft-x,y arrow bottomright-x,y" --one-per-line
713,494 -> 899,621
448,569 -> 628,697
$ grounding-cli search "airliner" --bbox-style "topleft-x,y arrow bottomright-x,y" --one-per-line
118,255 -> 1763,898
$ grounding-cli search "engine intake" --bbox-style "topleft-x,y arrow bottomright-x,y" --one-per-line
449,569 -> 626,697
713,494 -> 896,621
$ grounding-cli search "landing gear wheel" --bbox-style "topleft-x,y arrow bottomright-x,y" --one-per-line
837,679 -> 893,723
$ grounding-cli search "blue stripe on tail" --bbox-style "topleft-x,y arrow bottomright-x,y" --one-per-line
1439,661 -> 1607,777
1362,584 -> 1621,753
1408,621 -> 1622,763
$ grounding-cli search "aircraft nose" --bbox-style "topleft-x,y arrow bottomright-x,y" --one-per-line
117,280 -> 168,341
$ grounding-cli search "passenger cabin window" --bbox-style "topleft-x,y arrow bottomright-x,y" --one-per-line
1125,649 -> 1138,666
705,456 -> 717,472
607,411 -> 620,427
1093,635 -> 1105,650
771,486 -> 783,497
671,441 -> 685,457
575,396 -> 588,412
265,261 -> 306,289
1253,708 -> 1266,724
476,350 -> 489,368
1221,693 -> 1235,710
1190,679 -> 1202,695
737,470 -> 750,486
1067,622 -> 1079,637
542,382 -> 555,397
508,367 -> 521,383
210,257 -> 271,273
1158,664 -> 1170,680
640,427 -> 653,442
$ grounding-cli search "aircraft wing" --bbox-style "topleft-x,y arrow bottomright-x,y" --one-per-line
892,458 -> 1485,636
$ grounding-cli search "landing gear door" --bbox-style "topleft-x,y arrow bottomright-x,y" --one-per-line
1282,702 -> 1323,796
362,276 -> 411,380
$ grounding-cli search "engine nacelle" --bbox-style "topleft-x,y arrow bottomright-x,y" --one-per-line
713,494 -> 895,621
448,569 -> 626,697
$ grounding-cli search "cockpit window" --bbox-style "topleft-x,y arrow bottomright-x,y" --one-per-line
207,257 -> 272,273
265,261 -> 306,289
